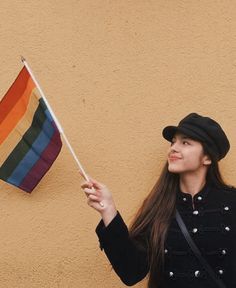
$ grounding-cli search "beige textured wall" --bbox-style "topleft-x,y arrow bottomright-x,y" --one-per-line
0,1 -> 236,287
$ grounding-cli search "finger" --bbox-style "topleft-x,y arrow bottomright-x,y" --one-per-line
88,194 -> 101,202
87,198 -> 103,210
81,182 -> 93,189
83,188 -> 97,196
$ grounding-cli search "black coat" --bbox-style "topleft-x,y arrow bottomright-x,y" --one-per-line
96,184 -> 236,287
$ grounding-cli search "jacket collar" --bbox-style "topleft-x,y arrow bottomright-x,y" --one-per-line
177,182 -> 210,204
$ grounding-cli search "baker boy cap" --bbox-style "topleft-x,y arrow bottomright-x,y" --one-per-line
162,113 -> 230,160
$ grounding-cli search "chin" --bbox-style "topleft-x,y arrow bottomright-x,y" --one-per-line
168,168 -> 180,174
168,164 -> 183,174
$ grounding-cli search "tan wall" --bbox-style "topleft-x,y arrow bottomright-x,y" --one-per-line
0,1 -> 236,287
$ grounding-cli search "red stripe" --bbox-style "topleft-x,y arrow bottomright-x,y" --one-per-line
19,130 -> 62,193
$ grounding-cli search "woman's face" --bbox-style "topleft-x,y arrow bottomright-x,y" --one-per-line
167,133 -> 211,174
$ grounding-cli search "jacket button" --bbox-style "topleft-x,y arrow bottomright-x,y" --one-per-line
193,210 -> 199,215
194,270 -> 200,277
183,197 -> 187,201
225,226 -> 230,232
221,249 -> 227,255
197,196 -> 202,201
224,206 -> 229,211
164,249 -> 168,254
169,272 -> 174,277
218,269 -> 224,275
192,228 -> 198,233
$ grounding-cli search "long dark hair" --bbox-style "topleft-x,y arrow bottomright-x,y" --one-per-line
129,143 -> 228,288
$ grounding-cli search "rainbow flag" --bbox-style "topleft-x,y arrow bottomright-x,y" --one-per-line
0,67 -> 62,193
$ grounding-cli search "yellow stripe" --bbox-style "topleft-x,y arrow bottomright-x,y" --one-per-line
0,89 -> 40,167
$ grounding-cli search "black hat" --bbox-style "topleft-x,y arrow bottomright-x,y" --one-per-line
162,113 -> 230,160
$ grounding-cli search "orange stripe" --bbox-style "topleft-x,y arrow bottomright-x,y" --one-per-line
0,67 -> 35,123
0,89 -> 40,166
0,69 -> 35,145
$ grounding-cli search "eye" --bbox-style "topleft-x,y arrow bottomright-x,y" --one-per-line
170,139 -> 176,146
183,140 -> 190,145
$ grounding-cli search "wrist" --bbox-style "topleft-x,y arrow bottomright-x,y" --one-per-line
101,205 -> 117,227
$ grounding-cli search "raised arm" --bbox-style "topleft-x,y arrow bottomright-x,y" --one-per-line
81,178 -> 149,285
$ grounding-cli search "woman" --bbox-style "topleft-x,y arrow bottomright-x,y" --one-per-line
81,113 -> 236,288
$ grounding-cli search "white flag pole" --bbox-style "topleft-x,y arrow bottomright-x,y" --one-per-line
21,57 -> 103,206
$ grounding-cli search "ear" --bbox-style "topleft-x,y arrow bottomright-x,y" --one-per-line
203,155 -> 212,166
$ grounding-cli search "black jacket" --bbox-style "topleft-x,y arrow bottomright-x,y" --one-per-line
96,184 -> 236,287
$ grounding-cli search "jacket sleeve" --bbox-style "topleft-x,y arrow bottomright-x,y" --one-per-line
95,212 -> 149,286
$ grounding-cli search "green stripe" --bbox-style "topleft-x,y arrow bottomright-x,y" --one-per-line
0,99 -> 47,180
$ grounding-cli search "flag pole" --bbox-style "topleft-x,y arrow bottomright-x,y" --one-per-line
21,56 -> 89,179
21,57 -> 104,206
20,57 -> 100,192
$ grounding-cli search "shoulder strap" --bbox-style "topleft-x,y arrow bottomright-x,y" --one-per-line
175,210 -> 226,288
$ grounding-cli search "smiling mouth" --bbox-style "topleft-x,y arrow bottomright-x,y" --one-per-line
168,156 -> 182,161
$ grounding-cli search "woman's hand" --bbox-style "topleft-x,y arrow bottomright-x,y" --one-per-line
81,177 -> 117,226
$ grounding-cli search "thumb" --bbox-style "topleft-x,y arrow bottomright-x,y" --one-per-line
79,172 -> 104,190
89,177 -> 104,190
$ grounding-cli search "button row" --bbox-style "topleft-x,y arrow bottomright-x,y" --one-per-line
164,248 -> 227,256
192,206 -> 230,216
191,226 -> 230,234
168,269 -> 224,278
182,196 -> 203,202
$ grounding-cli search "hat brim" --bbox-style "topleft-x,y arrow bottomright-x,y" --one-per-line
162,126 -> 203,143
162,126 -> 178,142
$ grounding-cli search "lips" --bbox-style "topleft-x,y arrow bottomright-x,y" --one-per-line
168,155 -> 182,161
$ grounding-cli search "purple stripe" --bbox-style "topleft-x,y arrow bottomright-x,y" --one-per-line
19,130 -> 62,193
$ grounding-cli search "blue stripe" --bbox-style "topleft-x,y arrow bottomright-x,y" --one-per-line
7,111 -> 56,186
45,109 -> 54,122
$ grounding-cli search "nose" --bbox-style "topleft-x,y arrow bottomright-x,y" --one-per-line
169,141 -> 180,152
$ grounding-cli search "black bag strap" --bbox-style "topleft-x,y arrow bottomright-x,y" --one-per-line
175,209 -> 226,288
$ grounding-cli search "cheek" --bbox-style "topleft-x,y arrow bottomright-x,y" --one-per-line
184,151 -> 202,164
